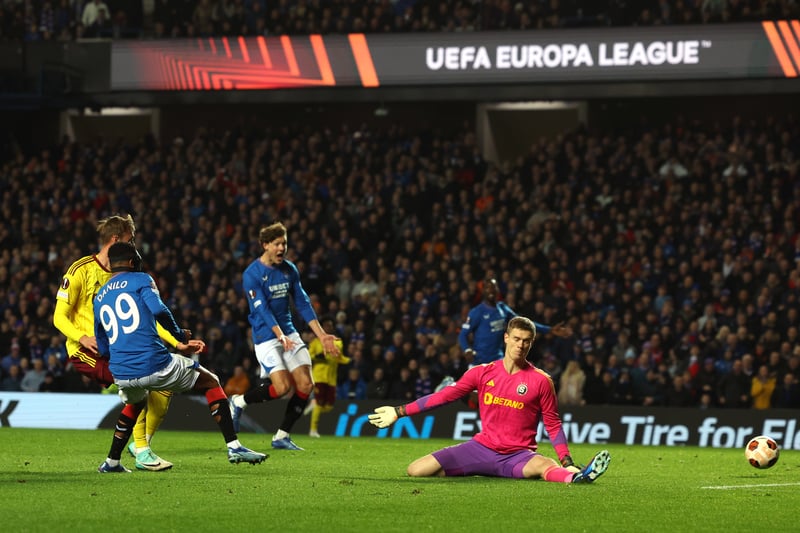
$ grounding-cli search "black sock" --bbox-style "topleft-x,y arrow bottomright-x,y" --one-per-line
244,379 -> 275,405
108,412 -> 137,461
279,393 -> 309,433
209,398 -> 237,444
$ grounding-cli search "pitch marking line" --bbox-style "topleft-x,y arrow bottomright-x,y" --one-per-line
701,482 -> 800,490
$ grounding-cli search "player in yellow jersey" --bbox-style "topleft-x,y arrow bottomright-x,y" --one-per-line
53,214 -> 178,471
307,317 -> 349,437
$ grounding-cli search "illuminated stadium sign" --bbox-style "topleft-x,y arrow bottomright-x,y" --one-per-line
110,21 -> 800,91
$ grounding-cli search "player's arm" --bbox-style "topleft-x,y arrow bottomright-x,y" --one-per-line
156,323 -> 181,350
538,374 -> 573,464
308,318 -> 339,356
458,309 -> 477,357
93,308 -> 110,358
53,298 -> 95,351
53,268 -> 98,353
140,278 -> 192,350
513,301 -> 572,338
500,301 -> 518,320
532,319 -> 573,338
290,264 -> 339,355
368,368 -> 479,428
244,270 -> 279,333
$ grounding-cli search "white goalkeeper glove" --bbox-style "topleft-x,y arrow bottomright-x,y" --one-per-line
368,405 -> 405,428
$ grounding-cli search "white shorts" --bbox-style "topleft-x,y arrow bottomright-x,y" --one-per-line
115,354 -> 200,404
254,332 -> 311,379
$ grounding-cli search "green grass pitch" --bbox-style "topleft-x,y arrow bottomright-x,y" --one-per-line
0,428 -> 797,532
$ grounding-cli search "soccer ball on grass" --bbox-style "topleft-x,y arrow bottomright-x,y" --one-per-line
745,435 -> 779,469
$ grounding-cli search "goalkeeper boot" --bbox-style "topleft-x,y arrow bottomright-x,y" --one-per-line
228,446 -> 268,465
272,436 -> 304,450
572,450 -> 611,483
98,461 -> 131,473
134,448 -> 174,471
229,395 -> 244,433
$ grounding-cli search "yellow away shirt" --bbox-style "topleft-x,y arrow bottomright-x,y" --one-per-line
54,254 -> 179,356
309,337 -> 349,386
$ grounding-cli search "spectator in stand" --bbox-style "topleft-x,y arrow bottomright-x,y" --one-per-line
21,356 -> 47,392
558,360 -> 586,407
750,364 -> 777,409
2,99 -> 800,418
39,371 -> 60,392
716,359 -> 751,408
1,364 -> 23,391
1,338 -> 24,375
3,1 -> 800,42
772,373 -> 800,409
223,364 -> 251,397
693,358 -> 719,405
338,367 -> 367,400
414,364 -> 434,399
389,366 -> 415,402
81,0 -> 110,37
43,334 -> 67,364
664,374 -> 695,407
366,367 -> 390,400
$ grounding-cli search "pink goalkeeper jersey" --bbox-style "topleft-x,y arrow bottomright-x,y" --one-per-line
405,361 -> 571,458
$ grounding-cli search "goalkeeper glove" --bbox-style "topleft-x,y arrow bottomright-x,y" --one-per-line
368,405 -> 406,428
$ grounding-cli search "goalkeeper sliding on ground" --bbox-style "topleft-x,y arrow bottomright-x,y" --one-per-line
369,316 -> 610,483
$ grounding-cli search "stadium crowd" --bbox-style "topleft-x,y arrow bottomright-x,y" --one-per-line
1,0 -> 799,42
1,103 -> 799,411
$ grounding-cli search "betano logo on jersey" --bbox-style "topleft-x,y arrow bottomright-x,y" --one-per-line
483,392 -> 524,409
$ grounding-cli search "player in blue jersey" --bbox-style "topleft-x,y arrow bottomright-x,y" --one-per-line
229,222 -> 339,451
94,242 -> 266,472
459,278 -> 572,366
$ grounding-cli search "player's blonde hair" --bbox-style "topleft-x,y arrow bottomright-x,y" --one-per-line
259,221 -> 287,245
97,214 -> 136,244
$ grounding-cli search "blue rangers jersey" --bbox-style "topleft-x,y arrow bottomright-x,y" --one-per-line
94,272 -> 185,380
458,301 -> 551,364
243,258 -> 318,344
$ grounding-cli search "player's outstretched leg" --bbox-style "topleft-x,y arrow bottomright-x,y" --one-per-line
228,446 -> 268,465
229,394 -> 245,433
200,377 -> 267,465
98,461 -> 131,473
98,402 -> 143,473
127,391 -> 173,471
271,391 -> 309,450
572,450 -> 611,483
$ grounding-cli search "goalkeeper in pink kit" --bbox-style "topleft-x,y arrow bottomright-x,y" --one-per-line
369,316 -> 610,483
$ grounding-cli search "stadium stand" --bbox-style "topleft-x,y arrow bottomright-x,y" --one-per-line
1,98 -> 799,408
0,1 -> 799,410
1,0 -> 798,41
